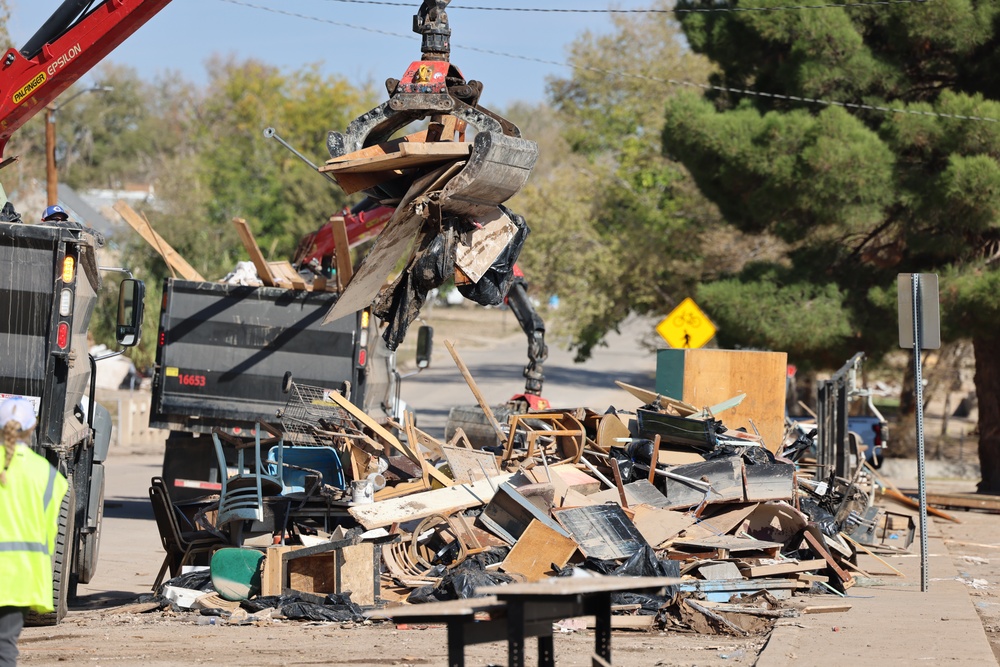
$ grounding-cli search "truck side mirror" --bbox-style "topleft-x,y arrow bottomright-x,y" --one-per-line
416,325 -> 433,369
116,278 -> 145,347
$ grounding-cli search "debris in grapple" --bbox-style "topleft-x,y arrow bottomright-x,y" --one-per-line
319,0 -> 539,348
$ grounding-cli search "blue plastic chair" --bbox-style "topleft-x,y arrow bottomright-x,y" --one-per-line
268,445 -> 345,493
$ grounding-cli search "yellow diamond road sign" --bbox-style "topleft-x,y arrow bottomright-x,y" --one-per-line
656,297 -> 716,349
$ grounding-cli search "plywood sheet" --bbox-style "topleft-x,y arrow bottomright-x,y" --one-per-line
656,349 -> 787,453
500,519 -> 579,582
630,504 -> 696,547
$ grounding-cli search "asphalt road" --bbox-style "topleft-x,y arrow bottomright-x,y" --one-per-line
400,315 -> 658,438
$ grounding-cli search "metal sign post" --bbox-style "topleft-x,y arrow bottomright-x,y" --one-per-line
897,273 -> 940,593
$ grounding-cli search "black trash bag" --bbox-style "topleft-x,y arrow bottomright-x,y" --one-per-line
410,557 -> 515,603
406,585 -> 438,605
163,569 -> 214,592
374,228 -> 456,350
609,546 -> 680,611
799,497 -> 839,537
458,208 -> 528,307
0,202 -> 21,223
241,594 -> 303,613
279,601 -> 362,622
324,592 -> 365,618
704,444 -> 775,465
625,439 -> 657,468
609,446 -> 637,483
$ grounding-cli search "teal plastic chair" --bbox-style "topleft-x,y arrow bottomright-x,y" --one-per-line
212,423 -> 284,542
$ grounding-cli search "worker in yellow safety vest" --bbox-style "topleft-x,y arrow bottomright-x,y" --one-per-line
0,397 -> 68,666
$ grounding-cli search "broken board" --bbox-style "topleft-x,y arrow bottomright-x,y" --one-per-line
500,519 -> 579,582
322,141 -> 472,174
454,208 -> 517,283
589,479 -> 670,509
441,445 -> 500,484
349,473 -> 513,529
323,161 -> 465,325
553,504 -> 647,561
630,504 -> 697,548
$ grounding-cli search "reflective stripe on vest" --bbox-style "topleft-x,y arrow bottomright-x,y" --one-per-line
43,465 -> 56,512
0,541 -> 48,554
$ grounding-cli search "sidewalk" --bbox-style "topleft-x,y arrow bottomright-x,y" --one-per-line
757,521 -> 996,666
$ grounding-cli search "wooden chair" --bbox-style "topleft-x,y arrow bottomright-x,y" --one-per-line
148,476 -> 228,591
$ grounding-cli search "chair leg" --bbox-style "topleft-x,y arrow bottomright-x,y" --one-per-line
152,553 -> 172,591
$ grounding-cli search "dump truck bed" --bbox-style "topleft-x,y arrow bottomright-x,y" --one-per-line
150,279 -> 365,433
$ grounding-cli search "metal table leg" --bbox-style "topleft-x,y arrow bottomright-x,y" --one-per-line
593,592 -> 613,663
446,621 -> 466,667
507,601 -> 526,667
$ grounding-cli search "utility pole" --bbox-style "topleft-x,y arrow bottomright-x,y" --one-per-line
45,86 -> 113,207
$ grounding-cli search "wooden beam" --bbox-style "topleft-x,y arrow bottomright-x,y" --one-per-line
330,214 -> 353,289
232,217 -> 279,287
113,201 -> 205,282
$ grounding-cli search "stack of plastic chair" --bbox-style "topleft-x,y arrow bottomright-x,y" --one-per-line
212,422 -> 284,545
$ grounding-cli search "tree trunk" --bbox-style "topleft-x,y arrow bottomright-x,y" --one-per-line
974,334 -> 1000,494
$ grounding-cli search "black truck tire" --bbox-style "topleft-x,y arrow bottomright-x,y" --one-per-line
444,404 -> 514,450
26,480 -> 75,627
76,474 -> 104,585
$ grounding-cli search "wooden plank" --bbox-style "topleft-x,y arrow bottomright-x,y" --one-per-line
268,261 -> 307,289
683,503 -> 759,541
330,214 -> 353,289
582,615 -> 655,630
325,129 -> 430,165
803,527 -> 853,585
337,543 -> 377,606
614,381 -> 698,416
454,208 -> 517,283
322,141 -> 472,174
366,595 -> 504,621
552,504 -> 647,561
113,201 -> 205,282
500,519 -> 579,582
349,473 -> 514,529
442,444 -> 500,484
801,603 -> 853,614
673,536 -> 783,555
742,559 -> 826,578
445,340 -> 506,442
231,217 -> 277,287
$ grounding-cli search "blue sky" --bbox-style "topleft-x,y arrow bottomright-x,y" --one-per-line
9,1 -> 653,109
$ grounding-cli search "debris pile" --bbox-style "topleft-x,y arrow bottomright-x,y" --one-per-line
147,357 -> 918,636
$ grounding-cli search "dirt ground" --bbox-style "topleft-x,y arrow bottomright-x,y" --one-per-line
15,490 -> 1000,666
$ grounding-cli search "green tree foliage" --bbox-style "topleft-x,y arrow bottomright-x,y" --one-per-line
514,1 -> 717,360
666,0 -> 1000,489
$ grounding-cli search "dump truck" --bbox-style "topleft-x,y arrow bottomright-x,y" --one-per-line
0,222 -> 145,623
0,0 -> 180,624
150,277 -> 431,499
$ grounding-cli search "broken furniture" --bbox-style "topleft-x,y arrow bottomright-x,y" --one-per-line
259,534 -> 398,606
371,576 -> 681,667
148,476 -> 229,590
212,424 -> 287,545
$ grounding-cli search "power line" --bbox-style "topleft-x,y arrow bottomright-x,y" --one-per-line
316,0 -> 932,14
216,0 -> 997,123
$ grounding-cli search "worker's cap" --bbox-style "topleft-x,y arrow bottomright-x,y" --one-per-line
41,205 -> 68,222
0,397 -> 37,431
